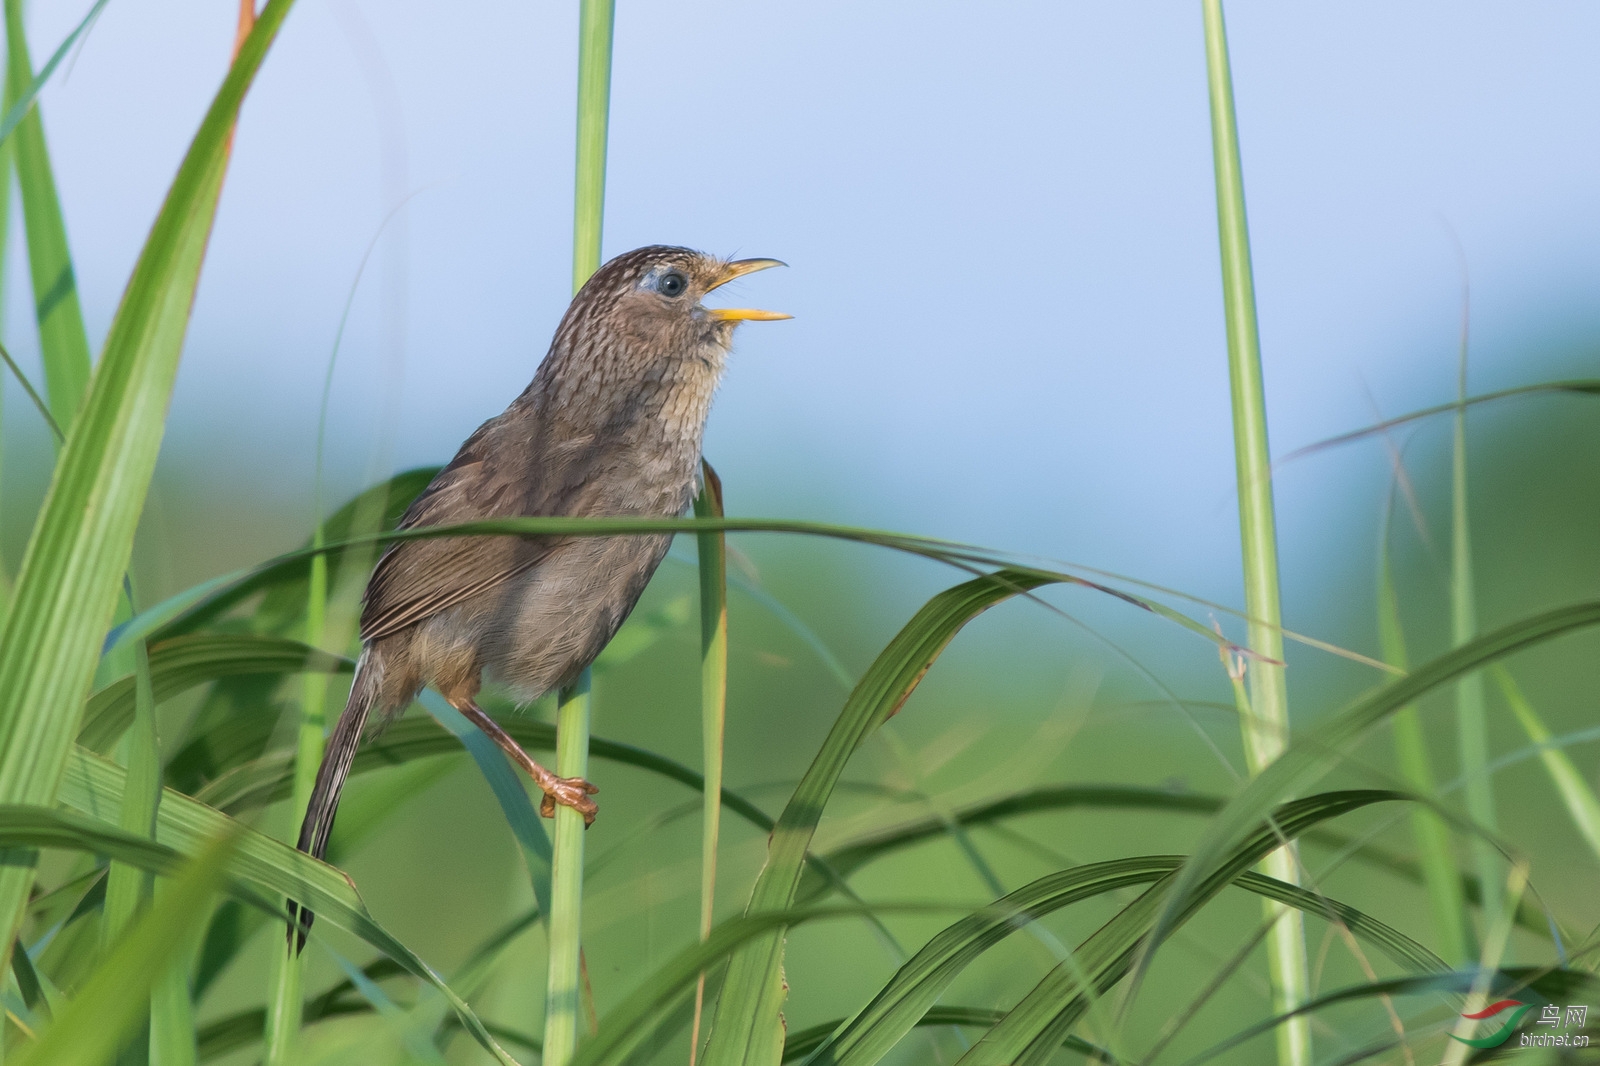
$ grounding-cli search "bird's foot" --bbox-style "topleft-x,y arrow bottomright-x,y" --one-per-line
537,775 -> 600,826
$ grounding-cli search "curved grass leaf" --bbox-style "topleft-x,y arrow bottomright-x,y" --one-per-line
570,905 -> 958,1066
783,1008 -> 1108,1064
0,0 -> 299,949
1139,601 -> 1600,1002
190,707 -> 773,828
807,790 -> 1422,1066
12,825 -> 235,1066
53,749 -> 523,1066
79,634 -> 352,752
702,569 -> 1056,1066
1280,379 -> 1600,465
144,513 -> 1350,671
803,782 -> 1551,939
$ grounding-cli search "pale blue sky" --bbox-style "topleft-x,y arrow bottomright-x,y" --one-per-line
6,1 -> 1600,620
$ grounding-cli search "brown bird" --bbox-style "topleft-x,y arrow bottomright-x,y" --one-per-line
291,245 -> 786,942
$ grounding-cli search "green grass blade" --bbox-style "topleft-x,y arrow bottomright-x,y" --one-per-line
1380,515 -> 1470,964
0,80 -> 11,620
1450,325 -> 1500,935
14,827 -> 234,1066
1201,4 -> 1309,1064
2,0 -> 95,435
1281,379 -> 1600,463
148,874 -> 200,1066
547,1 -> 615,1059
1491,665 -> 1600,859
570,905 -> 956,1066
0,0 -> 112,148
809,791 -> 1412,1066
189,708 -> 774,833
951,805 -> 1442,1066
0,0 -> 298,955
263,526 -> 333,1065
545,674 -> 593,1066
54,750 -> 525,1065
421,692 -> 553,918
691,462 -> 729,1065
133,507 -> 1366,677
1139,600 -> 1600,995
701,569 -> 1055,1066
103,633 -> 161,943
80,634 -> 352,753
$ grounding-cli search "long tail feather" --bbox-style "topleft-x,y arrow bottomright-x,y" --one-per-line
287,651 -> 378,952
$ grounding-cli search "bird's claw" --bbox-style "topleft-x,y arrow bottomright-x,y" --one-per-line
539,776 -> 600,826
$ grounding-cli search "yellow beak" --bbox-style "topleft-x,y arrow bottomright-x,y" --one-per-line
705,258 -> 791,322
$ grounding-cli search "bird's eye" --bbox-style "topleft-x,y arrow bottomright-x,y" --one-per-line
657,271 -> 687,297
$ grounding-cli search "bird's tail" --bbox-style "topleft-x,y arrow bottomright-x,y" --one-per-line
288,649 -> 380,952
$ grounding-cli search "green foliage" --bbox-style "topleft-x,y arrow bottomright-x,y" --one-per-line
0,6 -> 1594,1066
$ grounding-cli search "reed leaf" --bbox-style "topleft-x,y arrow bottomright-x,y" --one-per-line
53,749 -> 524,1065
1491,665 -> 1600,860
1139,600 -> 1600,996
1380,513 -> 1470,964
79,634 -> 352,753
13,826 -> 235,1066
700,569 -> 1056,1066
0,0 -> 298,952
2,0 -> 94,435
691,461 -> 730,1065
807,791 -> 1425,1066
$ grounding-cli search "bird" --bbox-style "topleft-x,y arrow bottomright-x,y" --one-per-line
290,245 -> 788,945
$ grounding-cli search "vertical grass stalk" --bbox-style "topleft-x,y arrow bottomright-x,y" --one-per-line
0,90 -> 14,623
1450,327 -> 1500,933
544,674 -> 592,1066
689,462 -> 728,1066
1201,4 -> 1310,1064
261,534 -> 326,1065
546,3 -> 614,1062
1379,531 -> 1470,964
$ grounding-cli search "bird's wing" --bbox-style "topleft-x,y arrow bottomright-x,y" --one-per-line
360,413 -> 592,643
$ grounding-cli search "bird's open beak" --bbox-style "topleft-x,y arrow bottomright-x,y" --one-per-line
705,258 -> 791,322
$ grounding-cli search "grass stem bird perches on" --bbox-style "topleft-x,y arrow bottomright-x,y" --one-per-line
289,246 -> 787,945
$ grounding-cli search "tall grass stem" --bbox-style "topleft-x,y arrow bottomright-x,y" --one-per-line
689,463 -> 728,1066
1379,535 -> 1469,964
546,3 -> 614,1060
544,674 -> 592,1066
1201,4 -> 1310,1064
1449,299 -> 1500,934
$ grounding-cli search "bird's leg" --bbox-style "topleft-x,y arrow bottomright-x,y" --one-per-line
452,699 -> 599,825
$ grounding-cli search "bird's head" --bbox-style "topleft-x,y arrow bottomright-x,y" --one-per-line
563,245 -> 790,358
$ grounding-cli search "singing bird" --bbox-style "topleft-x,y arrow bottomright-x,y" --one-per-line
291,246 -> 787,942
